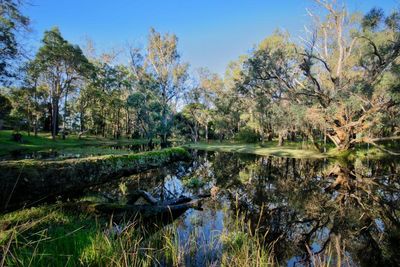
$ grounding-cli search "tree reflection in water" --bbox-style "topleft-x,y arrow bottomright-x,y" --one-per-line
92,150 -> 399,266
209,152 -> 400,266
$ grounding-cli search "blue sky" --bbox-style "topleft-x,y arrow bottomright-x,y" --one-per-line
23,0 -> 398,75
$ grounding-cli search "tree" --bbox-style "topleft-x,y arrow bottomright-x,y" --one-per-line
179,103 -> 206,142
32,27 -> 92,139
0,0 -> 29,84
237,2 -> 400,152
145,28 -> 188,146
0,93 -> 12,129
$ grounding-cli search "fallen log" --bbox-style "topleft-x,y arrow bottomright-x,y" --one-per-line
71,198 -> 204,221
160,196 -> 193,206
68,190 -> 210,221
127,190 -> 159,205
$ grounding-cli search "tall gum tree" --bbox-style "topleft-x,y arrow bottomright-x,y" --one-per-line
145,28 -> 188,146
32,27 -> 92,139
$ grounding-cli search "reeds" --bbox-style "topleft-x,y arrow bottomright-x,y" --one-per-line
1,202 -> 274,267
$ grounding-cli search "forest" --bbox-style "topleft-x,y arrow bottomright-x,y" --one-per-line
1,0 -> 400,266
0,1 -> 398,153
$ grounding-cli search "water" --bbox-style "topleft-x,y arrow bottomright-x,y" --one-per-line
0,143 -> 162,161
87,150 -> 400,266
0,149 -> 71,161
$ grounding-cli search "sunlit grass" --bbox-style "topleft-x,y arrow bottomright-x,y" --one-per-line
0,130 -> 156,156
185,140 -> 399,160
184,141 -> 327,159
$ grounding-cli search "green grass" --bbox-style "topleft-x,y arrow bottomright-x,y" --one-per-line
184,140 -> 399,160
184,141 -> 327,159
0,202 -> 274,267
0,130 -> 156,157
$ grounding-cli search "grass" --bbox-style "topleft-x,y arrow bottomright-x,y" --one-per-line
2,130 -> 396,160
0,202 -> 274,267
184,140 -> 327,159
184,140 -> 399,160
0,130 -> 157,157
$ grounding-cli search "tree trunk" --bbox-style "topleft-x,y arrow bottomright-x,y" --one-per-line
278,132 -> 284,146
205,124 -> 209,143
160,105 -> 168,147
125,109 -> 130,135
80,111 -> 84,132
73,198 -> 204,220
62,89 -> 69,140
304,127 -> 321,151
51,97 -> 59,140
34,116 -> 38,137
327,128 -> 354,151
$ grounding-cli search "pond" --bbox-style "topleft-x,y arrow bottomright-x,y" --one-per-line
84,150 -> 400,266
0,143 -> 163,161
0,149 -> 78,161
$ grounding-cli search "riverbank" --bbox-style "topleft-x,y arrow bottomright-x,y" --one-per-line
184,141 -> 327,159
184,141 -> 395,159
0,147 -> 189,211
0,202 -> 272,267
0,130 -> 159,157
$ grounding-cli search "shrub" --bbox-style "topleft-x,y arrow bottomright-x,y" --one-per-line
235,127 -> 260,143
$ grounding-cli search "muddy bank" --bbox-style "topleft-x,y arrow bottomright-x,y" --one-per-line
0,147 -> 190,211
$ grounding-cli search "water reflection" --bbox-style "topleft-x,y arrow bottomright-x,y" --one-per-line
90,151 -> 400,266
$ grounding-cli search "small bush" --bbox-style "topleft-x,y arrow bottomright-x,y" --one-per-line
235,127 -> 261,143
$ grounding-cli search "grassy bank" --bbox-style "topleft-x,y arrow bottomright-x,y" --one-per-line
184,141 -> 398,159
0,203 -> 273,267
0,147 -> 189,211
0,130 -> 157,156
184,141 -> 327,159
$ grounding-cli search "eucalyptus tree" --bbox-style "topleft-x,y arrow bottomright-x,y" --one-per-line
194,68 -> 221,141
7,81 -> 47,136
32,27 -> 92,139
127,73 -> 162,143
0,0 -> 30,84
212,58 -> 248,140
178,103 -> 206,142
145,28 -> 188,146
295,2 -> 400,152
237,32 -> 306,145
238,1 -> 400,152
80,61 -> 130,138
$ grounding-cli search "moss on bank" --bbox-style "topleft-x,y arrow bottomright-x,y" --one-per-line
0,147 -> 190,211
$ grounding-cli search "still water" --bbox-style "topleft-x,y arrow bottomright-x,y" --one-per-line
88,150 -> 400,266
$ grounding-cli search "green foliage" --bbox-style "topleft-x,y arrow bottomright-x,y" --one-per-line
0,0 -> 29,84
182,176 -> 205,188
0,93 -> 12,120
146,28 -> 189,143
29,27 -> 93,138
34,27 -> 91,76
0,130 -> 158,156
362,7 -> 385,30
235,126 -> 260,143
221,230 -> 248,251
